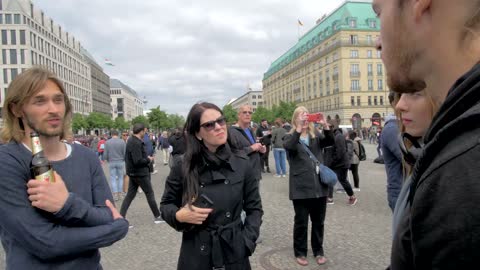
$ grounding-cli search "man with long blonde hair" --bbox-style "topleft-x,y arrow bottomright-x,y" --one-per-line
0,67 -> 128,269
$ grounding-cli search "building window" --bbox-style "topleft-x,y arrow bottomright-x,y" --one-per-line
351,80 -> 360,91
10,30 -> 16,45
368,79 -> 373,91
350,35 -> 358,45
0,0 -> 2,10
367,35 -> 372,44
350,50 -> 359,58
350,64 -> 360,76
258,95 -> 262,98
351,96 -> 355,106
367,63 -> 373,76
14,14 -> 20,24
378,79 -> 384,90
349,20 -> 357,28
369,20 -> 377,28
5,14 -> 11,24
252,95 -> 256,99
10,49 -> 17,64
1,30 -> 6,45
20,49 -> 25,64
3,69 -> 8,84
377,63 -> 383,75
1,49 -> 6,64
380,96 -> 384,105
367,50 -> 372,58
19,30 -> 25,44
377,50 -> 382,58
11,68 -> 18,80
374,96 -> 378,106
0,14 -> 3,24
357,96 -> 361,106
252,102 -> 257,105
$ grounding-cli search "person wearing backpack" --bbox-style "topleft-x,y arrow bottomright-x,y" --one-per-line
327,128 -> 357,205
348,130 -> 363,191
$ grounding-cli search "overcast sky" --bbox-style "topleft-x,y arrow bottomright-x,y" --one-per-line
34,0 -> 351,116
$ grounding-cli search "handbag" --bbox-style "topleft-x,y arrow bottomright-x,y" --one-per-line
300,140 -> 338,187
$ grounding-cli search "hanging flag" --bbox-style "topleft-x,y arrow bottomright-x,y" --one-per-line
104,59 -> 114,66
297,19 -> 304,26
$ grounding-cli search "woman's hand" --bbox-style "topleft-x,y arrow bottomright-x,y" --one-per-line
295,112 -> 307,133
175,204 -> 213,225
319,119 -> 329,130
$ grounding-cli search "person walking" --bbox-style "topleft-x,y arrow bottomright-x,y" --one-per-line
348,130 -> 362,191
283,106 -> 334,266
104,130 -> 126,201
160,102 -> 263,270
256,119 -> 272,173
159,131 -> 170,165
120,123 -> 164,224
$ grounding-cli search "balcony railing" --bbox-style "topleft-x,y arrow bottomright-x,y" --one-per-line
350,71 -> 361,77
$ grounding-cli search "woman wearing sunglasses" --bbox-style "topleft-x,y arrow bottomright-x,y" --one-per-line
283,106 -> 334,266
160,102 -> 263,270
391,90 -> 439,236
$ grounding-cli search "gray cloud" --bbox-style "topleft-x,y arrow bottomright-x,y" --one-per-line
34,0 -> 345,116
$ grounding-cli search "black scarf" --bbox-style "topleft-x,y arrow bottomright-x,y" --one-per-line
200,143 -> 232,171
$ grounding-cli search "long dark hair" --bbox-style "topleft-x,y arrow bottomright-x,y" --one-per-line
183,102 -> 224,204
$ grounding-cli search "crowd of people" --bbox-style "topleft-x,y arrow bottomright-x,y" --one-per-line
2,1 -> 480,268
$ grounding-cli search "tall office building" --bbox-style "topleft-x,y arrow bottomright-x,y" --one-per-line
0,0 -> 92,122
82,48 -> 111,118
110,79 -> 143,121
262,0 -> 390,129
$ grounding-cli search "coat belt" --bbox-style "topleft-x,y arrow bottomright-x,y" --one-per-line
207,218 -> 243,270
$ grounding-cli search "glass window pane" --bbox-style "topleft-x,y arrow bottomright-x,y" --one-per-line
3,69 -> 8,84
11,68 -> 18,80
5,14 -> 12,24
19,30 -> 25,44
1,30 -> 7,45
10,30 -> 16,45
20,49 -> 25,64
14,14 -> 20,24
10,49 -> 17,64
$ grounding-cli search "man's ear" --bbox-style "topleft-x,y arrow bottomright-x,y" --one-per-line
9,103 -> 23,118
413,0 -> 432,22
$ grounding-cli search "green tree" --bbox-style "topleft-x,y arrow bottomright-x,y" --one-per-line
168,113 -> 185,129
272,101 -> 297,122
131,115 -> 149,127
222,104 -> 238,124
71,113 -> 87,133
147,106 -> 169,130
252,106 -> 274,124
113,116 -> 130,131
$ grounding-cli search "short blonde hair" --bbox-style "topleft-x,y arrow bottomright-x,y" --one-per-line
1,67 -> 72,143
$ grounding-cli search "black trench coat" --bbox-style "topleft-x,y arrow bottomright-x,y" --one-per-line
160,151 -> 263,270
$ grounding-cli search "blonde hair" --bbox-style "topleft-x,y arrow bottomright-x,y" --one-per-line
290,106 -> 316,138
392,90 -> 440,176
1,67 -> 72,143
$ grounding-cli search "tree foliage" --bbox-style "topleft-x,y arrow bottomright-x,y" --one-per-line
85,112 -> 113,130
168,113 -> 185,129
222,104 -> 238,124
113,116 -> 130,131
71,113 -> 87,133
131,115 -> 149,127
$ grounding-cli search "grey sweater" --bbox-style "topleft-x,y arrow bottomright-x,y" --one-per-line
0,142 -> 129,270
104,137 -> 126,162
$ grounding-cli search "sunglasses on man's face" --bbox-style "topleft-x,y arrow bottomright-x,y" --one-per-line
200,116 -> 226,131
242,111 -> 253,115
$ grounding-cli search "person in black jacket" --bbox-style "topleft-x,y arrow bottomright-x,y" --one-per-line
120,123 -> 163,224
327,128 -> 358,205
374,0 -> 480,268
160,102 -> 263,270
227,104 -> 266,180
283,106 -> 334,266
256,119 -> 272,173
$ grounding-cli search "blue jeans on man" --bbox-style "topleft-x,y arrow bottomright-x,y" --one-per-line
273,148 -> 287,176
109,161 -> 125,193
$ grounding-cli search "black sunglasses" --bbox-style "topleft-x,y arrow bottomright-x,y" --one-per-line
200,116 -> 226,131
242,111 -> 253,115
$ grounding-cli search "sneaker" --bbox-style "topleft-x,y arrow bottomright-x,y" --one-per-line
273,174 -> 282,178
353,188 -> 361,192
281,174 -> 286,178
154,216 -> 165,224
335,189 -> 346,194
327,198 -> 334,205
266,168 -> 271,173
348,196 -> 358,206
128,225 -> 134,229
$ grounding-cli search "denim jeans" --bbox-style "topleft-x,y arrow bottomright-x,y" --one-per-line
109,161 -> 125,193
273,148 -> 287,175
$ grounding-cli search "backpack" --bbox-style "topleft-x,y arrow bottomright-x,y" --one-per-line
357,141 -> 367,161
345,140 -> 354,165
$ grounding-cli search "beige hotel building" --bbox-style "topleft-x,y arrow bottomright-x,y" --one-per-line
262,0 -> 391,130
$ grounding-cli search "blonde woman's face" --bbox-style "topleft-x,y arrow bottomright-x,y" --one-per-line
395,90 -> 432,137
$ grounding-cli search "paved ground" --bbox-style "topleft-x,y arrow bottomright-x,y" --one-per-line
0,142 -> 392,270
